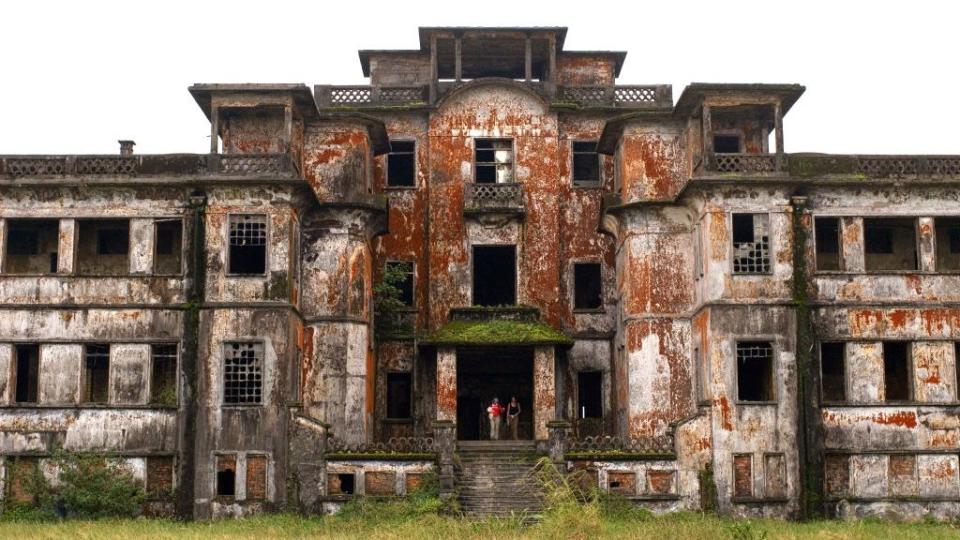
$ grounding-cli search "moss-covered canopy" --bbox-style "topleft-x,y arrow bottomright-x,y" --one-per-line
423,319 -> 573,346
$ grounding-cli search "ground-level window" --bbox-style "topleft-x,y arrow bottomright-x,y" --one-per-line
572,141 -> 600,187
883,342 -> 911,401
475,139 -> 513,184
14,344 -> 39,404
216,454 -> 236,497
577,371 -> 602,419
223,342 -> 263,405
815,217 -> 841,271
386,372 -> 412,419
864,218 -> 917,272
387,140 -> 416,187
150,344 -> 178,405
820,342 -> 846,402
732,213 -> 770,274
228,214 -> 267,275
736,341 -> 774,402
83,344 -> 110,404
573,262 -> 602,310
935,217 -> 960,272
3,219 -> 59,274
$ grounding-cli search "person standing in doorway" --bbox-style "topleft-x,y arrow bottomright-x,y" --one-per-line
487,398 -> 503,440
506,396 -> 521,440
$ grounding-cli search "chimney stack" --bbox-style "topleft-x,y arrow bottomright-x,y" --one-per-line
119,140 -> 136,156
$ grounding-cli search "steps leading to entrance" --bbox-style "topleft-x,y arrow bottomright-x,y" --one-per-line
455,441 -> 545,518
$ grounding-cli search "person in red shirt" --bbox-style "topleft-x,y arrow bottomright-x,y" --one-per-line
486,398 -> 503,440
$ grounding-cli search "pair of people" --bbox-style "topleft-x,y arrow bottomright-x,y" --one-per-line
486,397 -> 521,440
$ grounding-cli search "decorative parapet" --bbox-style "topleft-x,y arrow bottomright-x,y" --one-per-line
326,436 -> 437,460
315,85 -> 429,108
699,153 -> 960,177
556,85 -> 672,109
0,153 -> 300,179
566,434 -> 676,460
463,182 -> 525,215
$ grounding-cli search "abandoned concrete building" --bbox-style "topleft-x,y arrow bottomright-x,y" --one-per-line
1,25 -> 960,521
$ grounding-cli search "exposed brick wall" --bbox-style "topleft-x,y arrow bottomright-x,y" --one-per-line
146,456 -> 174,497
607,471 -> 636,495
733,455 -> 752,498
246,455 -> 267,501
365,471 -> 397,496
824,454 -> 850,497
646,469 -> 674,495
7,457 -> 39,503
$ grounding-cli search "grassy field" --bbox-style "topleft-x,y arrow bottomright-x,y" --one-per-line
1,507 -> 959,540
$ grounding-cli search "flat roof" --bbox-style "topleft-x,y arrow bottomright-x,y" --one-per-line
188,84 -> 317,120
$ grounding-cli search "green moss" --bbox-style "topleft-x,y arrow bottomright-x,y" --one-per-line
267,272 -> 289,301
423,320 -> 573,346
565,451 -> 675,461
326,452 -> 436,461
787,155 -> 860,177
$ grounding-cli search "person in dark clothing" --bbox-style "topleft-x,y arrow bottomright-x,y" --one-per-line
506,396 -> 521,440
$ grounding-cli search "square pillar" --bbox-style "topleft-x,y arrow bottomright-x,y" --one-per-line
436,347 -> 457,422
209,106 -> 220,154
57,219 -> 75,274
129,218 -> 154,274
840,217 -> 864,273
918,217 -> 936,272
533,346 -> 556,441
0,219 -> 6,272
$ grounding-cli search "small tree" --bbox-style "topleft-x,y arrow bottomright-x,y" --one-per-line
374,262 -> 409,314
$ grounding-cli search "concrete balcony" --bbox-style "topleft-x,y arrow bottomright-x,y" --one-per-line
697,153 -> 960,177
463,183 -> 525,217
0,153 -> 301,179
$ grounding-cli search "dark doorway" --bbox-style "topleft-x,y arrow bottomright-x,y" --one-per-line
577,371 -> 602,419
456,348 -> 533,440
472,245 -> 516,306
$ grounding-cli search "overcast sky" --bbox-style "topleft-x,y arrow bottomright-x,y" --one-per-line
1,0 -> 956,155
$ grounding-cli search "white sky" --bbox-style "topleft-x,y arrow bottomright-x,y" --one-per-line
1,0 -> 956,155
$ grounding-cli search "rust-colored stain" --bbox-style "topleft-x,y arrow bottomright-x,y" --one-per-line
871,411 -> 918,429
715,396 -> 732,431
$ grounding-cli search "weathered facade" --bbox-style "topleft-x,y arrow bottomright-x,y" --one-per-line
1,26 -> 959,521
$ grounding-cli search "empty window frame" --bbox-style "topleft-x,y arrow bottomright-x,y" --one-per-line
216,454 -> 236,498
223,342 -> 263,405
864,218 -> 917,272
472,245 -> 517,306
386,140 -> 416,187
3,219 -> 59,274
820,342 -> 846,402
935,217 -> 960,272
732,213 -> 770,274
475,139 -> 513,184
573,262 -> 602,310
228,215 -> 267,275
386,372 -> 412,419
815,217 -> 842,271
154,220 -> 183,274
736,341 -> 775,402
76,219 -> 130,275
13,344 -> 39,404
883,342 -> 911,402
385,261 -> 415,307
572,141 -> 600,187
150,344 -> 178,405
83,344 -> 110,404
577,371 -> 603,419
713,134 -> 741,154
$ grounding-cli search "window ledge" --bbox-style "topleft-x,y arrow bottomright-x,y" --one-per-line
821,401 -> 960,407
383,186 -> 418,191
731,497 -> 789,505
225,274 -> 269,278
734,401 -> 778,406
222,404 -> 264,409
573,308 -> 606,314
0,403 -> 178,410
731,273 -> 774,277
381,418 -> 414,424
572,184 -> 603,190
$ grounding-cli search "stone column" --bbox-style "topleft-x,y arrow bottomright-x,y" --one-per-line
546,419 -> 571,466
0,219 -> 6,272
57,219 -> 75,274
433,420 -> 456,502
918,217 -> 936,272
436,347 -> 457,422
840,217 -> 864,273
533,346 -> 556,441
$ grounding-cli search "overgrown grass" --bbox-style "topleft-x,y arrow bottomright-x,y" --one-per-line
2,460 -> 959,539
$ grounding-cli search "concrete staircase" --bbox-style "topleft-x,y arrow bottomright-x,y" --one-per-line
455,440 -> 545,519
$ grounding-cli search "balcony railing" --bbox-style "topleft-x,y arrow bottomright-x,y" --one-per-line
1,153 -> 300,179
315,83 -> 672,110
463,182 -> 525,215
701,153 -> 960,177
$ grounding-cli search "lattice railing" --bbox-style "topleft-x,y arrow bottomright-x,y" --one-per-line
75,157 -> 138,175
327,436 -> 436,455
559,86 -> 609,105
556,85 -> 669,108
4,157 -> 68,176
316,85 -> 426,107
614,86 -> 659,104
712,153 -> 780,173
464,182 -> 525,212
568,434 -> 674,455
217,154 -> 293,175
